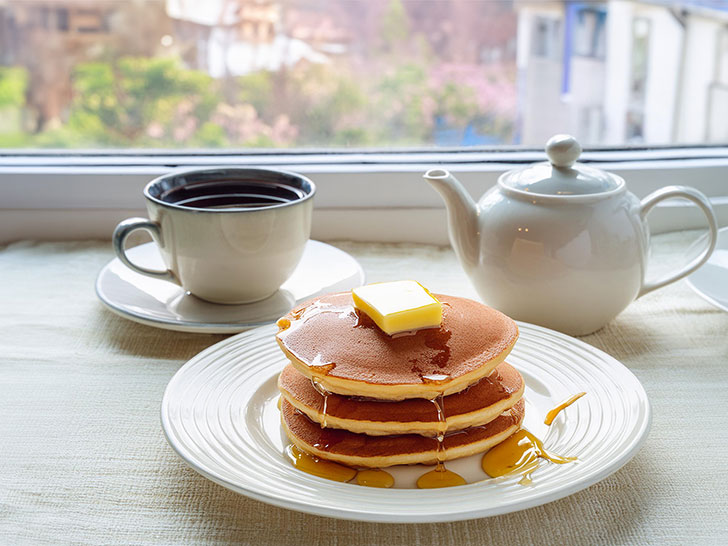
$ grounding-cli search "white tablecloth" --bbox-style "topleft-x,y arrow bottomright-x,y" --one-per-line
1,234 -> 727,544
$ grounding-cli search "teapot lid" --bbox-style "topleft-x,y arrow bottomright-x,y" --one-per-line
500,135 -> 624,198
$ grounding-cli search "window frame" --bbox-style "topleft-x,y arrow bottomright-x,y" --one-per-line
1,146 -> 726,244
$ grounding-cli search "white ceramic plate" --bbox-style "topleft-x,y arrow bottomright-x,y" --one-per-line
687,226 -> 728,312
96,240 -> 365,333
161,321 -> 651,522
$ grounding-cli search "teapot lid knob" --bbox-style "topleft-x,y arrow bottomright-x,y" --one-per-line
545,134 -> 582,168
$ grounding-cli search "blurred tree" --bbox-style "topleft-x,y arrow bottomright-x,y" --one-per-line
434,81 -> 479,128
380,0 -> 410,53
0,67 -> 27,108
287,62 -> 371,145
238,71 -> 275,119
0,67 -> 29,146
68,57 -> 218,145
375,62 -> 431,143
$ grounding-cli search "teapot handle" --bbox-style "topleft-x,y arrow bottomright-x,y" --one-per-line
638,185 -> 718,298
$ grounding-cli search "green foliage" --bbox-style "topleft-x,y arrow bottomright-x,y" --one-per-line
435,82 -> 479,127
0,67 -> 28,108
0,19 -> 515,148
380,0 -> 410,53
238,71 -> 274,118
287,63 -> 371,145
0,132 -> 31,147
374,63 -> 431,143
242,133 -> 277,148
194,122 -> 228,147
69,57 -> 217,145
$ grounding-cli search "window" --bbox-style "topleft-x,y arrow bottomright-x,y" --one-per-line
708,27 -> 728,141
0,1 -> 726,244
572,7 -> 606,59
532,16 -> 561,59
626,18 -> 650,142
0,0 -> 727,149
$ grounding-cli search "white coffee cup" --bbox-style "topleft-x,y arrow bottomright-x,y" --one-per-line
112,167 -> 315,304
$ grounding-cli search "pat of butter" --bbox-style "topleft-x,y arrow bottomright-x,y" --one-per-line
352,281 -> 442,335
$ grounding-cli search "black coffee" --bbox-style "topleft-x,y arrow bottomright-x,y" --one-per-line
158,180 -> 305,210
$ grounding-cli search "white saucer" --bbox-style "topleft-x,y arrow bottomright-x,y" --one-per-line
687,226 -> 728,312
95,240 -> 365,333
161,321 -> 651,522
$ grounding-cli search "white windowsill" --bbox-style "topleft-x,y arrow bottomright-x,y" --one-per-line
1,148 -> 726,244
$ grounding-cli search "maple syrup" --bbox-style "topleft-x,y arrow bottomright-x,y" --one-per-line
285,445 -> 357,482
356,469 -> 394,488
423,328 -> 452,368
480,391 -> 585,484
310,377 -> 331,428
416,393 -> 466,488
416,466 -> 467,488
481,429 -> 576,485
544,392 -> 586,425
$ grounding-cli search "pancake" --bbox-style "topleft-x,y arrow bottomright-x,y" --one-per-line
281,398 -> 525,468
278,362 -> 525,436
276,292 -> 519,400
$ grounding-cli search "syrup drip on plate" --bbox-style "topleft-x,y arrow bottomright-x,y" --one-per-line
416,466 -> 467,488
283,378 -> 397,487
416,393 -> 466,488
544,392 -> 586,425
286,445 -> 357,482
356,469 -> 395,488
481,392 -> 585,485
286,444 -> 395,487
481,429 -> 576,485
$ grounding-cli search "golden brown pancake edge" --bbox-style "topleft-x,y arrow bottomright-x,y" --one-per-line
276,292 -> 519,400
278,362 -> 525,435
281,398 -> 526,468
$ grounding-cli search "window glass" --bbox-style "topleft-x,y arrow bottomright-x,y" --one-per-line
573,7 -> 606,59
532,17 -> 561,60
626,18 -> 650,142
0,0 -> 727,149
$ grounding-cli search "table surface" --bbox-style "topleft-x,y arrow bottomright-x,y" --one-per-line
1,234 -> 727,545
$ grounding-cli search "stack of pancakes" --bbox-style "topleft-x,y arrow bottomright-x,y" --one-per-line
276,292 -> 525,469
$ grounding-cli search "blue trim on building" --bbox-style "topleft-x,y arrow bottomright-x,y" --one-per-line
562,2 -> 578,97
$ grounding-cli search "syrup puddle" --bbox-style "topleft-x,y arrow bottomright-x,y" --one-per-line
416,466 -> 466,488
481,429 -> 575,485
356,469 -> 395,488
481,392 -> 585,484
287,445 -> 395,487
286,445 -> 357,482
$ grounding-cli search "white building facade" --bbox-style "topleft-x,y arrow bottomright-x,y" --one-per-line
516,0 -> 728,146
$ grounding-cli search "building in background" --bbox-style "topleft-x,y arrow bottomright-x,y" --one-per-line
167,0 -> 330,78
0,0 -> 170,130
516,0 -> 728,146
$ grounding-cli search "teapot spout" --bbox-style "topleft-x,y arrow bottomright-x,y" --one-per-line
423,169 -> 480,271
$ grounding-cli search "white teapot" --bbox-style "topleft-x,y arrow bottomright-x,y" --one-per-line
424,134 -> 718,335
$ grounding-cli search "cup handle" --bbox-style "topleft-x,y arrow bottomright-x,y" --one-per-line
112,217 -> 179,284
637,185 -> 718,298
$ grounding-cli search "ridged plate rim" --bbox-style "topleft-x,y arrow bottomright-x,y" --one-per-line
161,321 -> 651,523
